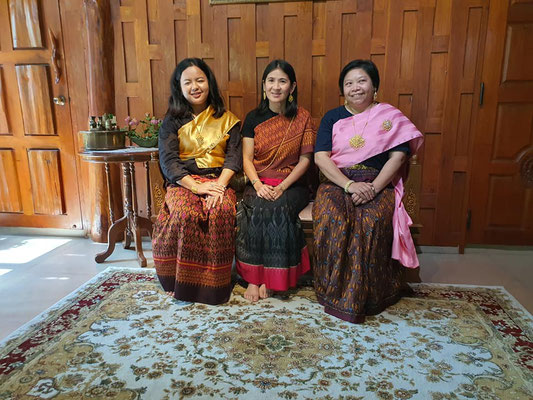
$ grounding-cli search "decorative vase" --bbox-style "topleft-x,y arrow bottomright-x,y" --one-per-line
129,135 -> 158,148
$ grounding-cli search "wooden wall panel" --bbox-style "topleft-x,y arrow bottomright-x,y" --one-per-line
122,22 -> 138,83
27,149 -> 65,215
0,66 -> 8,134
425,53 -> 447,133
371,0 -> 387,54
502,23 -> 533,82
0,149 -> 22,212
286,4 -> 313,113
399,11 -> 418,81
419,208 -> 435,243
113,0 -> 445,123
434,0 -> 451,35
398,94 -> 413,119
455,93 -> 473,156
450,171 -> 467,232
109,0 -> 512,246
493,104 -> 533,160
486,175 -> 524,227
422,133 -> 442,197
174,20 -> 187,64
323,1 -> 343,109
434,0 -> 489,246
8,0 -> 43,49
15,65 -> 55,135
463,7 -> 482,83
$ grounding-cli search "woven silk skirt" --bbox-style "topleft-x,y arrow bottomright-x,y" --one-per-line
312,168 -> 403,323
235,183 -> 310,291
152,180 -> 236,305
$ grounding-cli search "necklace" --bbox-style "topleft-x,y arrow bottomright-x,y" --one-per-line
347,103 -> 375,150
344,102 -> 360,116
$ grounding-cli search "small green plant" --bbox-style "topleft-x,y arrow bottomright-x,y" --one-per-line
124,113 -> 162,139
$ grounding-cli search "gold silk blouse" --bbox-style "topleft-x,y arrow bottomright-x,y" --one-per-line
178,105 -> 240,169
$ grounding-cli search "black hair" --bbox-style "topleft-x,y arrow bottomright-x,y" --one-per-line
338,59 -> 380,94
166,58 -> 226,119
256,59 -> 298,118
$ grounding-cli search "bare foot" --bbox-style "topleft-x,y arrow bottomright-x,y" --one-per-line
165,291 -> 174,297
244,284 -> 260,302
259,284 -> 272,299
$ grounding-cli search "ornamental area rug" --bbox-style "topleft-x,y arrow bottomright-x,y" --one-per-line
0,268 -> 532,400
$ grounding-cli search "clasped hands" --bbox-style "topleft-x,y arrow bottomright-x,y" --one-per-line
193,181 -> 226,209
347,181 -> 375,205
255,182 -> 284,201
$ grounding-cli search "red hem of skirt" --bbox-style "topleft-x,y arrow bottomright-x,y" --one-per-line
236,247 -> 311,291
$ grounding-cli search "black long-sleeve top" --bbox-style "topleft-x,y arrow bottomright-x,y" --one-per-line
158,113 -> 242,184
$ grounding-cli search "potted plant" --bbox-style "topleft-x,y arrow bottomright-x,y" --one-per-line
124,113 -> 162,148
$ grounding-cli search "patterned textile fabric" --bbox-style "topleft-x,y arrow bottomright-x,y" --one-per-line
313,167 -> 404,323
236,184 -> 310,291
152,176 -> 236,305
252,108 -> 315,180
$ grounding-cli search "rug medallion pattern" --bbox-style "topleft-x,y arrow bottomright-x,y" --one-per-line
0,268 -> 531,399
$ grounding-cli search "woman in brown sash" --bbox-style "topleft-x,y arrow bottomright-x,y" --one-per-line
152,58 -> 241,305
236,60 -> 316,302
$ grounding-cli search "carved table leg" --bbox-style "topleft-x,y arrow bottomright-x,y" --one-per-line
105,162 -> 115,224
129,162 -> 147,267
124,221 -> 132,249
95,161 -> 125,263
144,161 -> 152,238
95,215 -> 127,263
122,162 -> 133,249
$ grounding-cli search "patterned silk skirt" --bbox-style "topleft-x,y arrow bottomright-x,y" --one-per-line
152,180 -> 236,305
235,183 -> 310,291
312,168 -> 403,323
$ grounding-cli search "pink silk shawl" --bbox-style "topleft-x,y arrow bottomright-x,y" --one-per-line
331,102 -> 424,268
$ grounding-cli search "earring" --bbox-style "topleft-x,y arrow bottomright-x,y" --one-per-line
288,94 -> 294,103
344,99 -> 348,106
263,91 -> 266,100
373,91 -> 378,101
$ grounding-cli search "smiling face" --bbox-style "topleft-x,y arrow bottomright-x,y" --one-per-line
343,68 -> 375,112
180,66 -> 209,113
263,68 -> 295,110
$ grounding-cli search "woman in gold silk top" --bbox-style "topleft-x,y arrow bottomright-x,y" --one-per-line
152,58 -> 242,305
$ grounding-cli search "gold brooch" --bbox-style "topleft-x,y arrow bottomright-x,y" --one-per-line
382,119 -> 392,131
349,134 -> 365,150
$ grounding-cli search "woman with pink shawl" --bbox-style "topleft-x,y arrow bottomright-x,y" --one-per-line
313,60 -> 423,323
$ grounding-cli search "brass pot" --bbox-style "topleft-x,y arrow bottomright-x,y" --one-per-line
79,129 -> 126,151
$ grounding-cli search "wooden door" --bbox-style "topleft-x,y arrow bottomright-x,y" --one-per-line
0,0 -> 82,229
467,0 -> 533,244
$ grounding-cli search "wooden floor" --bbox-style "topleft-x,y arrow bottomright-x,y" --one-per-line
0,234 -> 531,341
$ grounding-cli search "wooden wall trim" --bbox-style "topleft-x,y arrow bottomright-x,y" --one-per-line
82,0 -> 122,242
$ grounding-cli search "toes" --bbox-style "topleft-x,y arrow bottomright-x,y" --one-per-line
259,284 -> 270,299
243,284 -> 261,302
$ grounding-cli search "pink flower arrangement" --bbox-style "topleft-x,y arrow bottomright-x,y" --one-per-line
124,113 -> 162,139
